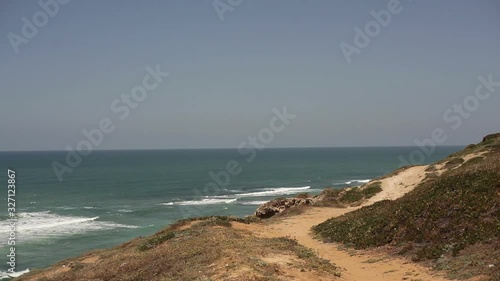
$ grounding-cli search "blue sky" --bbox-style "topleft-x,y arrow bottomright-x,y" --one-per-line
0,0 -> 499,150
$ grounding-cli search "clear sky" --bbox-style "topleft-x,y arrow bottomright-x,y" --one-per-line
1,0 -> 499,151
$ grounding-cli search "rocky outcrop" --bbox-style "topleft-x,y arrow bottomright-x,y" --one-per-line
255,197 -> 314,219
482,133 -> 500,143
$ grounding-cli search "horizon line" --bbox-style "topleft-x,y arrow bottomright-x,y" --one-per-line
0,145 -> 467,153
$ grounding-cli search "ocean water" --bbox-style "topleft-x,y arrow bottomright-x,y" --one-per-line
0,147 -> 462,278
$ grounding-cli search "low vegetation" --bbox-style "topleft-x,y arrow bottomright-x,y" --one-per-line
167,215 -> 259,229
18,133 -> 500,281
465,156 -> 485,165
18,216 -> 340,281
313,133 -> 500,280
295,192 -> 310,199
313,181 -> 383,208
443,157 -> 465,168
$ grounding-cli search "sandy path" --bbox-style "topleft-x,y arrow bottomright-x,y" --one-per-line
236,206 -> 450,281
366,165 -> 428,204
235,165 -> 457,280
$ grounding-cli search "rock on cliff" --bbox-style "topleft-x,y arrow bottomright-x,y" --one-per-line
255,197 -> 314,218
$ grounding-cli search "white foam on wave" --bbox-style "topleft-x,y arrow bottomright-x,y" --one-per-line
332,179 -> 371,186
215,186 -> 311,198
162,198 -> 237,206
161,186 -> 311,206
56,206 -> 78,210
238,201 -> 269,205
0,268 -> 30,279
0,212 -> 137,245
55,206 -> 97,210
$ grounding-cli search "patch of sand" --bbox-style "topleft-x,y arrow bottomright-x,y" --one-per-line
434,151 -> 488,175
434,162 -> 447,175
81,255 -> 99,264
234,206 -> 451,281
232,164 -> 459,280
366,165 -> 428,204
462,151 -> 488,162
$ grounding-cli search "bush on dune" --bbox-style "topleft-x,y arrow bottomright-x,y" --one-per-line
313,134 -> 500,279
314,181 -> 383,208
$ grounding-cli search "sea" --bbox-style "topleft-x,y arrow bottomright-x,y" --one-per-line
0,146 -> 463,279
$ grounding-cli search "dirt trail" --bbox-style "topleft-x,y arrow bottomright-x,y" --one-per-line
234,164 -> 458,280
236,206 -> 450,281
367,165 -> 428,204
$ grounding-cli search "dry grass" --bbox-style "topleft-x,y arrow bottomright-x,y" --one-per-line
18,217 -> 340,281
434,241 -> 500,280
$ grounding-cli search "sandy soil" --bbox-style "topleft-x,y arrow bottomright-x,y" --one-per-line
366,165 -> 428,204
462,151 -> 488,162
434,151 -> 488,175
233,164 -> 456,280
234,206 -> 450,281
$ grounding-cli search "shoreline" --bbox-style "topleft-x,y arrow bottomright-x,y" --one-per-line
13,163 -> 433,281
12,134 -> 500,280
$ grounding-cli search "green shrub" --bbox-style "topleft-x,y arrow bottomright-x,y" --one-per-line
361,182 -> 382,199
315,182 -> 383,207
465,156 -> 485,166
313,134 -> 500,280
444,157 -> 465,168
341,187 -> 364,203
313,158 -> 500,261
198,217 -> 233,228
296,192 -> 310,199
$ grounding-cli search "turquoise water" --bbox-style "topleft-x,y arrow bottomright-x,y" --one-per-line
0,147 -> 462,278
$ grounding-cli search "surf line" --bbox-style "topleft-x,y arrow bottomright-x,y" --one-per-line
177,107 -> 297,218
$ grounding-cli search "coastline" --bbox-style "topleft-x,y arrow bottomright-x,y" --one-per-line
14,162 -> 439,281
13,134 -> 500,280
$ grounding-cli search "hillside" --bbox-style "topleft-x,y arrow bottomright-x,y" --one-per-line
313,133 -> 500,280
17,217 -> 340,281
16,133 -> 500,281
